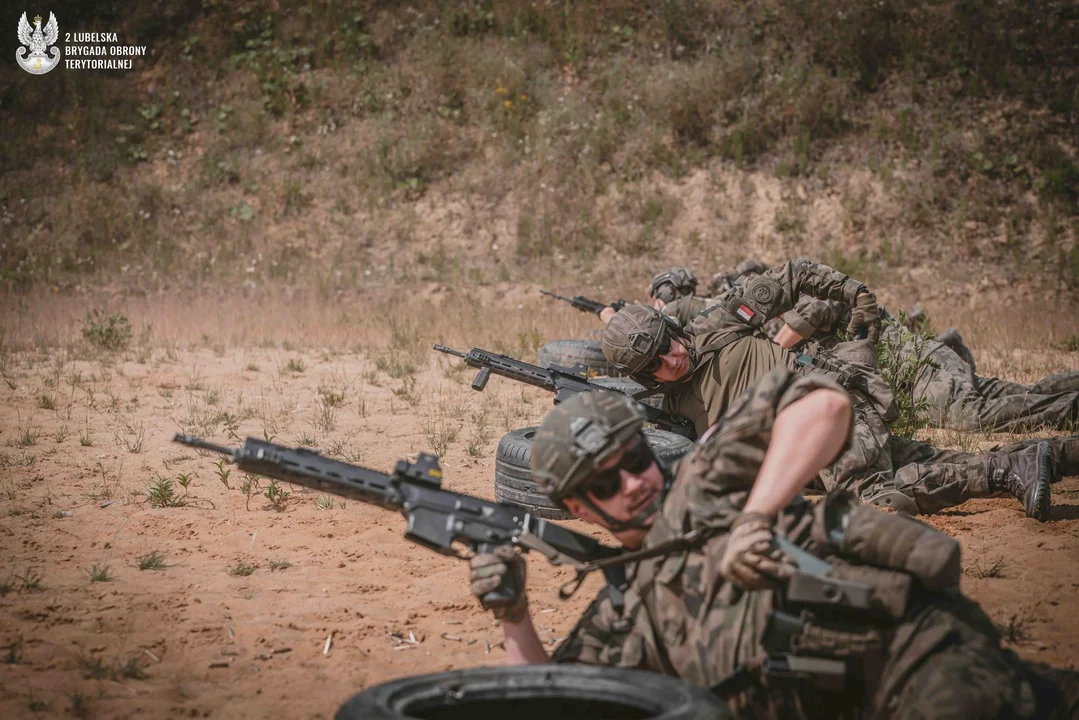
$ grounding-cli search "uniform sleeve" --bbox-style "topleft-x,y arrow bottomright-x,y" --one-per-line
782,296 -> 848,338
552,585 -> 651,668
689,259 -> 867,335
665,368 -> 851,526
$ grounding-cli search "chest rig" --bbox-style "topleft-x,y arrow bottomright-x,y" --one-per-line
716,493 -> 959,708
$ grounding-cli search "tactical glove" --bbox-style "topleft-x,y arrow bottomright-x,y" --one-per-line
846,291 -> 882,343
719,512 -> 796,590
469,545 -> 529,623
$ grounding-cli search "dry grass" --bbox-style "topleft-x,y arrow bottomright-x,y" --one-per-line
0,288 -> 602,360
0,284 -> 1075,719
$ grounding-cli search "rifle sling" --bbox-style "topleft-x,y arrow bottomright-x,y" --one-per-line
558,527 -> 722,599
695,326 -> 757,357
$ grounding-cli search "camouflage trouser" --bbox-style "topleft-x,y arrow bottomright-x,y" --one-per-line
911,341 -> 1079,432
817,399 -> 1057,515
873,590 -> 1079,720
975,371 -> 1079,401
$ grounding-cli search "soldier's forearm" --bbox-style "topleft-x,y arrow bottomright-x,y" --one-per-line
502,611 -> 551,665
781,258 -> 867,310
743,388 -> 853,517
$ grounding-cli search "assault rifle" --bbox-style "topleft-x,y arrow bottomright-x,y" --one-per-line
540,289 -> 627,316
433,344 -> 697,440
172,434 -> 626,608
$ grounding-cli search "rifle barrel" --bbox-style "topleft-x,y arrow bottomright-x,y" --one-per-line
432,344 -> 468,359
173,433 -> 237,457
540,289 -> 572,302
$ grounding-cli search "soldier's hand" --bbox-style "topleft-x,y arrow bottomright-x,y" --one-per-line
720,513 -> 796,590
599,306 -> 618,325
469,545 -> 528,623
847,291 -> 882,343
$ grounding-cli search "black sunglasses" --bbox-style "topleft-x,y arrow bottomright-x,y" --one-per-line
579,437 -> 655,500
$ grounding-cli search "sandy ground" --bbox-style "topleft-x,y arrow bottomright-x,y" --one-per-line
0,303 -> 1077,718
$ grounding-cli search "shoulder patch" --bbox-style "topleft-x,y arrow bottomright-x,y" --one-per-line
751,280 -> 776,304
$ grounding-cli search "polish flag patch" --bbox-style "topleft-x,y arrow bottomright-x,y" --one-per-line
735,304 -> 755,322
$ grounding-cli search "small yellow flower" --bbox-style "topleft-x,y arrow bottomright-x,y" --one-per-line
496,87 -> 508,95
519,94 -> 528,101
503,100 -> 513,109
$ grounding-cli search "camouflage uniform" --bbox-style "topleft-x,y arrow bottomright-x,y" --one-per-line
552,369 -> 1076,718
908,335 -> 1079,432
786,299 -> 1079,432
607,259 -> 1054,516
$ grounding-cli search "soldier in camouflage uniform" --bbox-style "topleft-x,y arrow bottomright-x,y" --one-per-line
602,263 -> 761,328
652,264 -> 773,328
774,296 -> 1079,433
596,266 -> 708,326
707,267 -> 978,368
468,377 -> 1079,718
903,306 -> 978,370
708,259 -> 770,297
601,258 -> 1065,520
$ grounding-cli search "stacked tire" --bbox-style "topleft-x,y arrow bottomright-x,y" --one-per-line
494,426 -> 694,520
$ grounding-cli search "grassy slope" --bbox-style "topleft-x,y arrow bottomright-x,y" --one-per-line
0,0 -> 1076,296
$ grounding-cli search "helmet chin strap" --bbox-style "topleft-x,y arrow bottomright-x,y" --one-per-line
682,342 -> 700,377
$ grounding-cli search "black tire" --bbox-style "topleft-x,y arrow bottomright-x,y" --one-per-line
537,339 -> 614,377
591,377 -> 664,409
335,664 -> 730,720
494,427 -> 694,520
494,427 -> 568,519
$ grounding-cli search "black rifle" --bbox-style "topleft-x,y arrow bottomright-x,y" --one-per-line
432,344 -> 697,440
540,289 -> 627,316
172,434 -> 626,608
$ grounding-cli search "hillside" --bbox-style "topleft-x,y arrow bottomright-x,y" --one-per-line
0,0 -> 1076,299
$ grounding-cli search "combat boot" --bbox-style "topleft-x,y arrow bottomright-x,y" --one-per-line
988,441 -> 1055,522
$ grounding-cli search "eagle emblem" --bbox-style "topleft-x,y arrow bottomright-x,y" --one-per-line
16,12 -> 61,75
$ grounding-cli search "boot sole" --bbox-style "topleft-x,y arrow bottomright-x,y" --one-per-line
1027,442 -> 1054,522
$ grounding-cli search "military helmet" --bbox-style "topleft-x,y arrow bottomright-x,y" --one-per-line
648,267 -> 698,304
531,390 -> 646,503
602,304 -> 682,377
735,258 -> 768,276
